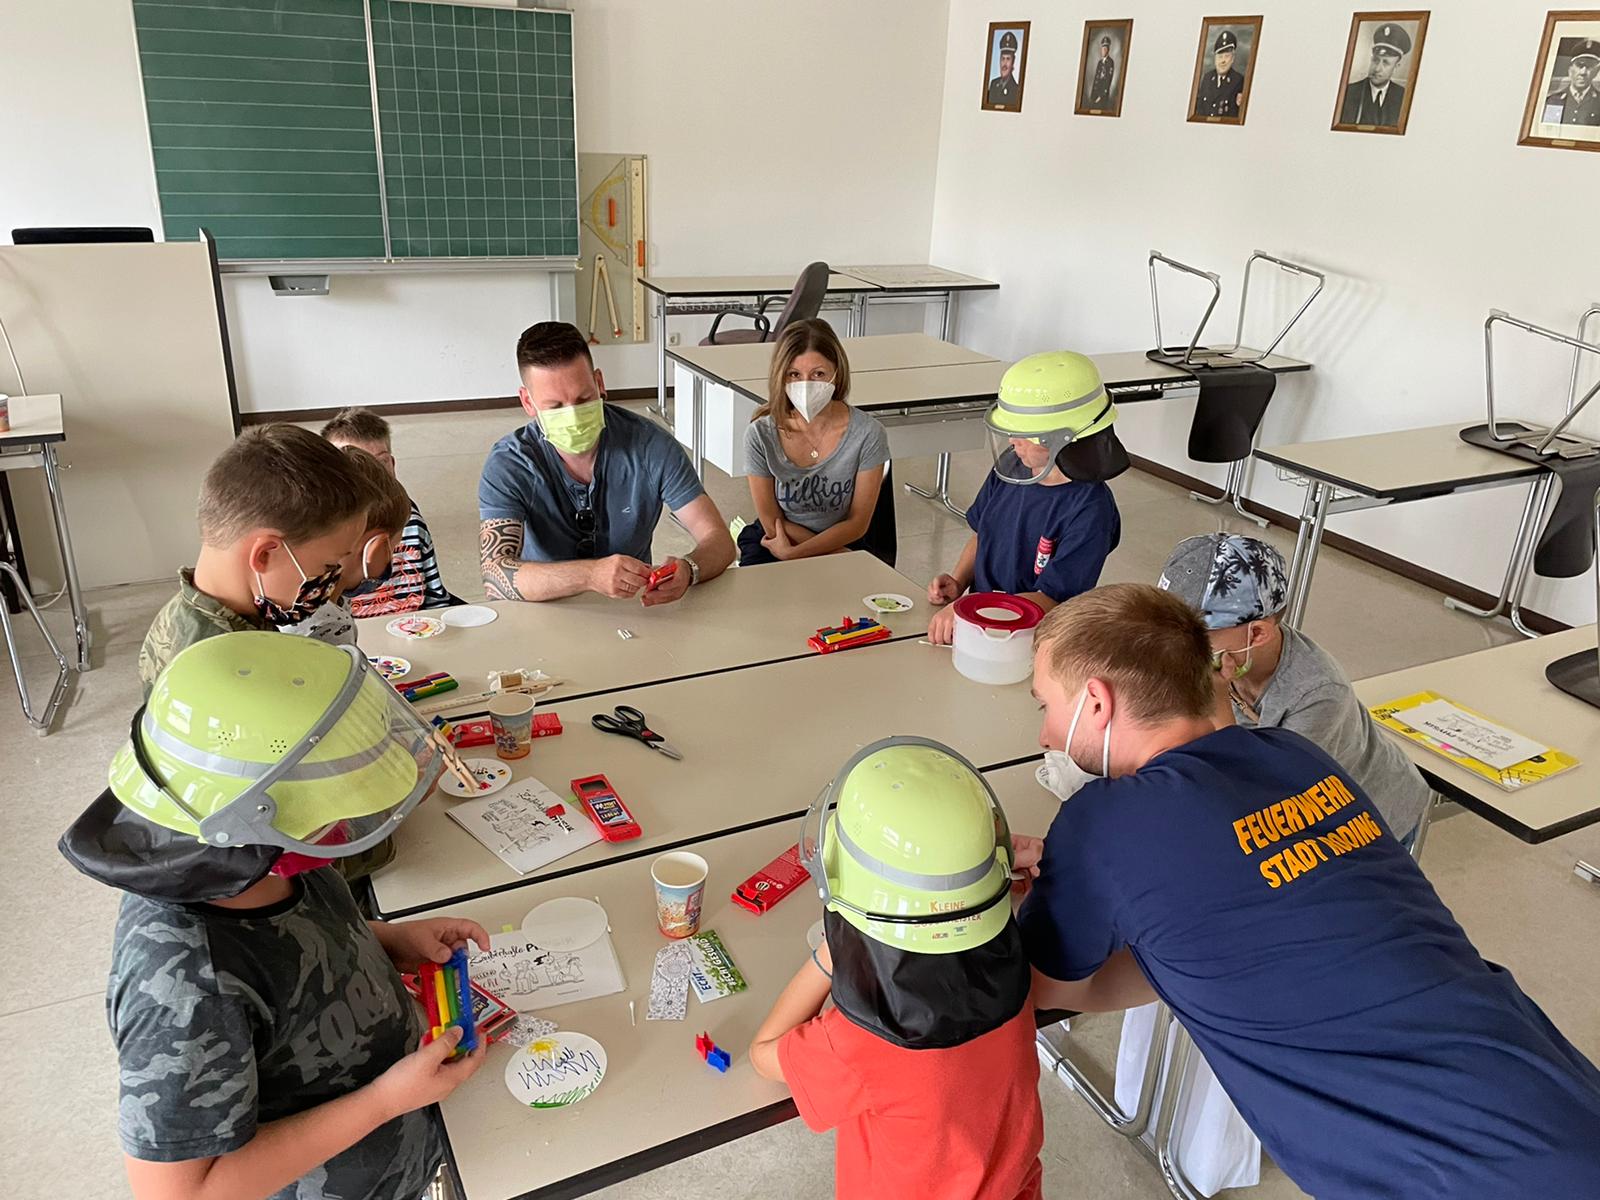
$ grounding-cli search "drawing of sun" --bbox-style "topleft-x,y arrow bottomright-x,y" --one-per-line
530,1037 -> 560,1057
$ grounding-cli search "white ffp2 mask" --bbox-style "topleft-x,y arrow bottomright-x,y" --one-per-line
786,380 -> 835,421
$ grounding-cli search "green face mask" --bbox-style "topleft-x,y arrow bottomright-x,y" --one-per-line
538,399 -> 606,455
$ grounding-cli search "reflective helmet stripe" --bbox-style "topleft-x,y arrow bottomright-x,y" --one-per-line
833,815 -> 996,893
995,382 -> 1106,417
141,711 -> 391,781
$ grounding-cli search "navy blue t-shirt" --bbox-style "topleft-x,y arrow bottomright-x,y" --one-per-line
1019,725 -> 1600,1199
966,472 -> 1119,601
478,405 -> 704,563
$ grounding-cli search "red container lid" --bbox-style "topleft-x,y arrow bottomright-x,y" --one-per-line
952,592 -> 1044,631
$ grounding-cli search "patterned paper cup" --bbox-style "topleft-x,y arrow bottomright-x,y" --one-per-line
488,693 -> 535,761
651,851 -> 708,939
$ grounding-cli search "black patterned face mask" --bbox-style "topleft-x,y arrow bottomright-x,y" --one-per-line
252,543 -> 343,626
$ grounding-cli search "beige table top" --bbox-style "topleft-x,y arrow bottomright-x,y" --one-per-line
640,273 -> 875,298
1256,423 -> 1542,501
667,332 -> 998,387
0,393 -> 65,446
1352,626 -> 1600,843
370,638 -> 1046,917
835,264 -> 999,291
425,761 -> 1056,1200
355,553 -> 924,705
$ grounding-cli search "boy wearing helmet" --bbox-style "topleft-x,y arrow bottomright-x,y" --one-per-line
927,352 -> 1125,645
749,737 -> 1045,1199
1021,584 -> 1600,1198
61,633 -> 487,1200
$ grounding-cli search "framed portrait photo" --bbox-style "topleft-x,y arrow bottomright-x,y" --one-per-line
1187,15 -> 1264,125
1518,10 -> 1600,152
1076,19 -> 1134,117
981,21 -> 1031,113
1332,11 -> 1430,135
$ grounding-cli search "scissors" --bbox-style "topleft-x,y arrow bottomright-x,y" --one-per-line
591,704 -> 683,760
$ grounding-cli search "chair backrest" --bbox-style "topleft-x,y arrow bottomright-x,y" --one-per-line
766,261 -> 831,340
861,462 -> 898,568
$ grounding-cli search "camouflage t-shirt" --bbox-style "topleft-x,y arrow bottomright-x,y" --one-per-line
138,568 -> 269,696
108,868 -> 442,1200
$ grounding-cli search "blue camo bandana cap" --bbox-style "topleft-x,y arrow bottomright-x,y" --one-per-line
1157,534 -> 1289,629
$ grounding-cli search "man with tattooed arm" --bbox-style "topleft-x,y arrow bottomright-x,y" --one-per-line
478,322 -> 734,604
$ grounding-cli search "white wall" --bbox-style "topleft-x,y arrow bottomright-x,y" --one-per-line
929,1 -> 1599,628
2,0 -> 949,412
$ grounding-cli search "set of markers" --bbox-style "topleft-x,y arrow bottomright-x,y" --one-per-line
418,947 -> 480,1057
399,672 -> 459,703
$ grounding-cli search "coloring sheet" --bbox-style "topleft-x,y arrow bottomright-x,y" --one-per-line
468,900 -> 623,1012
1399,699 -> 1546,771
445,780 -> 601,874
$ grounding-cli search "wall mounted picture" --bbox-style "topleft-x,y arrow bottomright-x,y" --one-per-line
981,21 -> 1031,113
1076,19 -> 1134,117
1519,10 -> 1600,152
1187,16 -> 1263,125
1332,12 -> 1430,135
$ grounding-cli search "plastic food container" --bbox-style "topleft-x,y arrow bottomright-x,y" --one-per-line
951,593 -> 1045,685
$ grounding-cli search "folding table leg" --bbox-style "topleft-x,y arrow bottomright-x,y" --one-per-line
904,453 -> 968,519
1035,1004 -> 1169,1138
1189,459 -> 1269,528
1153,1026 -> 1210,1200
0,562 -> 73,734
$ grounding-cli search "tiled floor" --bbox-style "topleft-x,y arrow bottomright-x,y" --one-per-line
6,403 -> 1596,1200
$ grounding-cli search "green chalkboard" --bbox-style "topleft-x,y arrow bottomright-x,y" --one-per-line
130,0 -> 578,263
372,1 -> 578,258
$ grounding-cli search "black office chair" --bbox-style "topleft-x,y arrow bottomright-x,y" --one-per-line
11,227 -> 154,244
701,261 -> 830,346
861,464 -> 898,569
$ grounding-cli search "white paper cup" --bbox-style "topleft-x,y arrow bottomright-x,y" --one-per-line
651,851 -> 708,939
488,692 -> 535,760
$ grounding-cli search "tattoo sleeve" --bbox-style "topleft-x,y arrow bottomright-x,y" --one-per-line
480,518 -> 526,600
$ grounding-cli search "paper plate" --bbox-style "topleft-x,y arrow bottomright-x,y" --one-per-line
522,897 -> 610,951
439,758 -> 513,798
386,615 -> 445,640
504,1032 -> 607,1109
807,920 -> 826,951
863,593 -> 914,614
368,655 -> 411,682
442,604 -> 499,628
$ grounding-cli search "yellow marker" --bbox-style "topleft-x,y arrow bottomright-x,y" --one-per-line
434,968 -> 451,1031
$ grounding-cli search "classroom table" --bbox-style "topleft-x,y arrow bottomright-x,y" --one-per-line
355,552 -> 924,707
1255,424 -> 1547,629
422,761 -> 1057,1200
640,266 -> 999,417
369,638 -> 1045,919
1351,625 -> 1600,844
0,394 -> 87,731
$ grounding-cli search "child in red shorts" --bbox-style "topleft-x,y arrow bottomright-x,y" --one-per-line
749,737 -> 1043,1200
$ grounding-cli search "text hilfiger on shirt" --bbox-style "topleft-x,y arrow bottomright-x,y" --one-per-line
1230,772 -> 1386,889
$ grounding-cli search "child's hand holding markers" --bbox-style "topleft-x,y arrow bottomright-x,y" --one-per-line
373,1026 -> 486,1118
374,916 -> 491,974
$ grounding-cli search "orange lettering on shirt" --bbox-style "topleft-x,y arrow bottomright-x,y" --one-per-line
1246,812 -> 1270,851
1233,817 -> 1254,855
1260,858 -> 1283,888
1269,804 -> 1292,838
1303,838 -> 1329,863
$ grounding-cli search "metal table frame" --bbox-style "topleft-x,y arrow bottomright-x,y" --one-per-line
0,390 -> 89,733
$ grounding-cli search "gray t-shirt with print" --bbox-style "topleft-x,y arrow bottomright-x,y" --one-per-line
744,408 -> 891,533
1235,624 -> 1433,839
108,868 -> 441,1200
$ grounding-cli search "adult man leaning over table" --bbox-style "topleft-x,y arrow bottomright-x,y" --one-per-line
478,321 -> 735,604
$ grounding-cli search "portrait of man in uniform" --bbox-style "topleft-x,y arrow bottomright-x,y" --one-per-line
1520,14 -> 1600,152
1332,12 -> 1429,136
981,22 -> 1030,113
1077,19 -> 1134,118
1187,16 -> 1263,126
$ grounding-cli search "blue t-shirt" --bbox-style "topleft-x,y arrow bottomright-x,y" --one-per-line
966,472 -> 1119,601
478,405 -> 704,563
1019,725 -> 1600,1199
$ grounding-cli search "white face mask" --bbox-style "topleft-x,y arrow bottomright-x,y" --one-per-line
279,597 -> 359,647
786,380 -> 835,422
1038,687 -> 1111,801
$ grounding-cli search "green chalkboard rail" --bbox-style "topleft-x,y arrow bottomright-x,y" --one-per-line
131,0 -> 578,270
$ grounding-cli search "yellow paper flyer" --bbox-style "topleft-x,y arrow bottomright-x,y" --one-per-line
1368,691 -> 1579,792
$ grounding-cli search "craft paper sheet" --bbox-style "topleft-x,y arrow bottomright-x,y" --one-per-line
445,781 -> 601,874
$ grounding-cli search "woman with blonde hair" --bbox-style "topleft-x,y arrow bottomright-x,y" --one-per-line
739,318 -> 892,566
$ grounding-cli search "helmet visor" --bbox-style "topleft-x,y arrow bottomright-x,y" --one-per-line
986,425 -> 1078,485
129,646 -> 443,858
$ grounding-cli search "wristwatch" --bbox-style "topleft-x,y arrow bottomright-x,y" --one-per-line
682,555 -> 701,587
